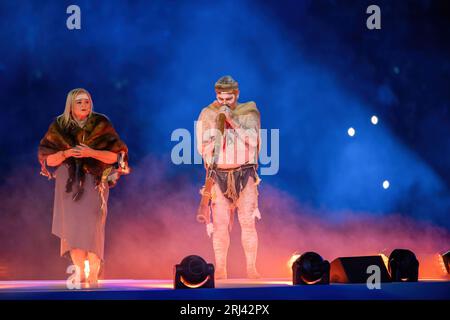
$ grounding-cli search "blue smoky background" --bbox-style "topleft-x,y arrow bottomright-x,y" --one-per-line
0,0 -> 449,279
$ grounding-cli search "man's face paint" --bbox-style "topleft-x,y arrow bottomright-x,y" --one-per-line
216,92 -> 237,108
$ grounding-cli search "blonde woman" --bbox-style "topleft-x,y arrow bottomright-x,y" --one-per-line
38,88 -> 129,286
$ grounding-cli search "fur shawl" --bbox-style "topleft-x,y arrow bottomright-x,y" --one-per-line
38,112 -> 129,200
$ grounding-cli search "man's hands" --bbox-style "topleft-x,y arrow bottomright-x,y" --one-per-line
218,104 -> 242,130
218,105 -> 233,122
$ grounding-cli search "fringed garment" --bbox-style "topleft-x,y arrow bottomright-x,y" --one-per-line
38,112 -> 129,260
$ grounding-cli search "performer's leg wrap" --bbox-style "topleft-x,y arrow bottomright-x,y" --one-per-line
212,184 -> 231,278
237,177 -> 260,278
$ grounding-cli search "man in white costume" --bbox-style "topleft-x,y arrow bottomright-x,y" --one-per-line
196,75 -> 262,279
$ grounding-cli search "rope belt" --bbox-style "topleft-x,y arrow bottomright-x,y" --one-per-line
210,164 -> 258,206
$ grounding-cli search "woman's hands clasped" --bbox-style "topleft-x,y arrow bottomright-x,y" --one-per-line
64,143 -> 94,159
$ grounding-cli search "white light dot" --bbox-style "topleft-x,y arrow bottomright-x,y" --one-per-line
383,180 -> 390,189
347,127 -> 356,137
371,115 -> 379,125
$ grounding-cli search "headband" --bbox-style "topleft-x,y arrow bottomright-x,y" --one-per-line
74,93 -> 90,101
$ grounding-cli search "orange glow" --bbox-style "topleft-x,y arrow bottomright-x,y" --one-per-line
417,253 -> 450,280
216,279 -> 292,287
0,264 -> 8,279
179,275 -> 211,288
0,278 -> 294,291
287,253 -> 301,271
0,284 -> 14,290
438,254 -> 448,274
135,282 -> 174,289
377,252 -> 449,280
379,253 -> 389,270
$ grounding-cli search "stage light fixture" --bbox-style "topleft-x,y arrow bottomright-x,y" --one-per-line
383,180 -> 390,189
388,249 -> 419,282
174,255 -> 215,289
442,251 -> 450,274
292,252 -> 330,285
331,255 -> 391,283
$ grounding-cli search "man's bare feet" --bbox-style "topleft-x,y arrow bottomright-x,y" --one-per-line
247,268 -> 261,279
215,269 -> 228,280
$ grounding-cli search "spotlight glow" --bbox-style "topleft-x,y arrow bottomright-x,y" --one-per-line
383,180 -> 390,189
347,127 -> 355,137
371,115 -> 378,125
288,252 -> 302,270
379,253 -> 389,269
84,260 -> 90,280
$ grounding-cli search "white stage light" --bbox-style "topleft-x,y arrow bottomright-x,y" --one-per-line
348,127 -> 355,137
371,115 -> 378,125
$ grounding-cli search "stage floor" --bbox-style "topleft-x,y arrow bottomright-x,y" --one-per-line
0,278 -> 449,300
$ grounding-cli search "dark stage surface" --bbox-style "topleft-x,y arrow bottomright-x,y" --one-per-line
0,278 -> 449,300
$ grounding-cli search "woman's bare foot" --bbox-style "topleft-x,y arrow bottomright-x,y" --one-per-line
86,273 -> 98,287
70,248 -> 88,285
86,251 -> 101,287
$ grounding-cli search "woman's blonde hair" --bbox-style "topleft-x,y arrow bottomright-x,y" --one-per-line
57,88 -> 94,128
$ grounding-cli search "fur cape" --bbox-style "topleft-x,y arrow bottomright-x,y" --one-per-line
205,100 -> 261,155
38,112 -> 129,200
